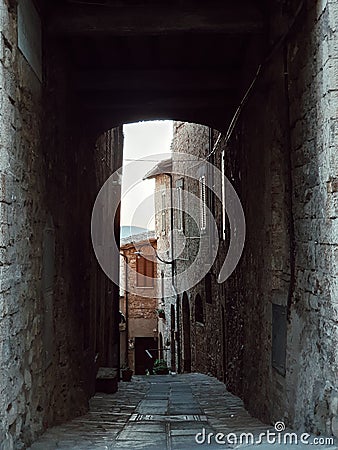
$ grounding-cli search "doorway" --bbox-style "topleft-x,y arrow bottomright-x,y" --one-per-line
171,305 -> 176,371
134,337 -> 155,375
182,292 -> 191,372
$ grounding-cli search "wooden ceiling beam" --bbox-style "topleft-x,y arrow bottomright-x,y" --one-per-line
80,90 -> 237,111
73,68 -> 238,91
47,3 -> 264,36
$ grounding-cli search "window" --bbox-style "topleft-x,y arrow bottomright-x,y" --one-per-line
161,191 -> 166,234
195,294 -> 204,324
199,175 -> 206,231
176,178 -> 184,231
136,256 -> 154,287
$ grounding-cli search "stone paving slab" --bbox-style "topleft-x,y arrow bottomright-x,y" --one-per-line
28,373 -> 338,450
28,377 -> 149,450
111,442 -> 164,450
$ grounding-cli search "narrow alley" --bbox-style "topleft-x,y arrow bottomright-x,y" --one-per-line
0,0 -> 338,449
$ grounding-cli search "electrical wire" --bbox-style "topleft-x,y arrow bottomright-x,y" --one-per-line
204,0 -> 305,162
121,1 -> 305,170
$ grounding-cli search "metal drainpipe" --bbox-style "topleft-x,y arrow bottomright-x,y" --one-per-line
120,252 -> 129,367
283,45 -> 296,322
163,172 -> 181,373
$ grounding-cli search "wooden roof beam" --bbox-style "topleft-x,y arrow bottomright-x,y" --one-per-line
47,3 -> 264,36
73,68 -> 239,91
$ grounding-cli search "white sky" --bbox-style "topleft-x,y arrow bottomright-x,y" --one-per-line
121,120 -> 173,230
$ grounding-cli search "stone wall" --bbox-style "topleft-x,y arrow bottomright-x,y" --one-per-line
0,2 -> 53,446
0,1 -> 123,447
166,0 -> 337,433
223,0 -> 338,434
285,0 -> 338,435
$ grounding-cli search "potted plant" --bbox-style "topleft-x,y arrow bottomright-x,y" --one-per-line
121,365 -> 133,382
156,308 -> 165,319
153,359 -> 169,375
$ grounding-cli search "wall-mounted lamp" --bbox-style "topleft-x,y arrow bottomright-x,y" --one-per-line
134,249 -> 188,265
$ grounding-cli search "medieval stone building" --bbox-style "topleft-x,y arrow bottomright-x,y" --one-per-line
149,115 -> 338,434
119,232 -> 158,374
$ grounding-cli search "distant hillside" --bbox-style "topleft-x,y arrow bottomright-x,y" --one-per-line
120,225 -> 151,239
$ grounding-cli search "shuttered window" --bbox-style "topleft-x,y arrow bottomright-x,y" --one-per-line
136,256 -> 154,287
176,178 -> 184,231
199,175 -> 206,231
161,191 -> 166,234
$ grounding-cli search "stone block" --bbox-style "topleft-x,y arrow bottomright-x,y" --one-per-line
328,391 -> 338,417
329,118 -> 338,148
316,0 -> 328,20
0,433 -> 14,450
0,173 -> 14,204
328,1 -> 338,32
308,294 -> 319,311
0,64 -> 16,102
327,178 -> 338,194
0,33 -> 14,70
0,202 -> 11,225
95,367 -> 118,394
0,224 -> 11,248
332,416 -> 338,438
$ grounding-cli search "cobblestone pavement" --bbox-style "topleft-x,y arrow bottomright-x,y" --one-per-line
28,374 -> 337,450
